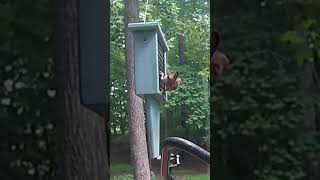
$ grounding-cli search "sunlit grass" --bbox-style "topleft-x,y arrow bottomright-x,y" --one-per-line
111,163 -> 210,180
111,164 -> 133,174
112,174 -> 210,180
185,175 -> 210,180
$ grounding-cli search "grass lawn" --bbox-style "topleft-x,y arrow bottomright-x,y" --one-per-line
112,174 -> 210,180
111,163 -> 210,180
111,164 -> 133,174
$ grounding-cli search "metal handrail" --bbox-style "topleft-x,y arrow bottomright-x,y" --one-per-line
161,137 -> 210,180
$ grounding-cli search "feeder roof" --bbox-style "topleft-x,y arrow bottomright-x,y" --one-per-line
128,21 -> 169,52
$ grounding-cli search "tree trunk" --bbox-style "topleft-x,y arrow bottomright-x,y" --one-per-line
203,78 -> 210,175
297,31 -> 317,180
178,33 -> 187,64
178,33 -> 189,138
315,58 -> 320,132
302,62 -> 316,132
53,0 -> 109,179
297,31 -> 316,132
164,110 -> 171,137
124,0 -> 151,179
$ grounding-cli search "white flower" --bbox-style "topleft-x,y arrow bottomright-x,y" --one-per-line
4,79 -> 13,92
38,141 -> 46,148
19,143 -> 24,150
47,89 -> 56,98
5,65 -> 12,72
16,159 -> 21,166
35,127 -> 44,136
21,68 -> 27,74
24,124 -> 32,134
42,72 -> 50,78
15,82 -> 26,89
309,43 -> 314,48
46,123 -> 53,130
35,110 -> 41,117
44,36 -> 50,42
17,106 -> 24,115
28,168 -> 35,175
1,98 -> 11,106
11,145 -> 16,151
260,1 -> 266,7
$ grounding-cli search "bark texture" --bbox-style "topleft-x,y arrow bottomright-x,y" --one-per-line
124,0 -> 151,179
178,33 -> 187,64
53,0 -> 109,179
178,33 -> 189,138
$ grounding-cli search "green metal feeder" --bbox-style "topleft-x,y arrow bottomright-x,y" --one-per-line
128,21 -> 169,159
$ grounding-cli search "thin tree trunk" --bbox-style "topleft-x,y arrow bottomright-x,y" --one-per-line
302,62 -> 316,132
53,0 -> 109,179
178,33 -> 187,64
203,78 -> 210,175
297,31 -> 317,180
178,33 -> 189,138
164,110 -> 170,137
297,31 -> 316,132
314,57 -> 320,132
301,63 -> 318,180
124,0 -> 150,179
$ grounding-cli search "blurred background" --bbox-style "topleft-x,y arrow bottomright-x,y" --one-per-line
213,0 -> 320,180
0,0 -> 56,179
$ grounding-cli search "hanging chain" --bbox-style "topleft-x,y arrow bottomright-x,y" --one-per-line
144,0 -> 149,22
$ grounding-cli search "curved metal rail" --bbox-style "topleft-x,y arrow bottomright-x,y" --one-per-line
161,137 -> 210,180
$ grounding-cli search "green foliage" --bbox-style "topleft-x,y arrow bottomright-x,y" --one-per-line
171,169 -> 195,174
0,0 -> 55,179
110,0 -> 128,136
111,164 -> 133,174
112,173 -> 157,180
150,170 -> 157,180
111,133 -> 129,145
112,174 -> 133,180
170,168 -> 210,180
111,0 -> 210,147
111,164 -> 157,180
164,65 -> 209,142
280,31 -> 302,45
185,175 -> 210,180
213,0 -> 320,180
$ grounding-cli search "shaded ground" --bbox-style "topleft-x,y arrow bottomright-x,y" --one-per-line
111,144 -> 210,179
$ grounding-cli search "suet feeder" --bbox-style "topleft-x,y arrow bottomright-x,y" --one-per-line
128,21 -> 169,159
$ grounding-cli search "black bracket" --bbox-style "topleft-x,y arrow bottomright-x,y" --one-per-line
160,137 -> 210,180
